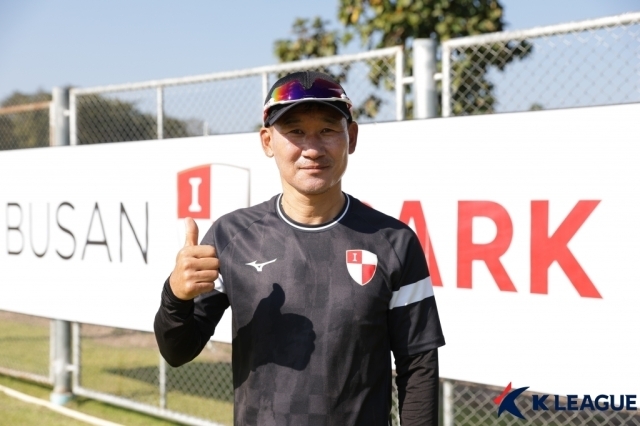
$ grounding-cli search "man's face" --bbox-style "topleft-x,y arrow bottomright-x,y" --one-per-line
260,103 -> 358,196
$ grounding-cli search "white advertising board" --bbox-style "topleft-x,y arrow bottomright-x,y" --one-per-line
1,103 -> 639,396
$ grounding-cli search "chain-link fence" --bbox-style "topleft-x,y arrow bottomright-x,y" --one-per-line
441,12 -> 640,117
71,323 -> 399,426
2,311 -> 640,425
72,323 -> 233,426
0,311 -> 52,384
0,102 -> 51,150
0,313 -> 398,426
447,380 -> 640,426
69,46 -> 405,145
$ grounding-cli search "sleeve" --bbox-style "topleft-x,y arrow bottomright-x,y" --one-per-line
154,220 -> 231,367
388,229 -> 445,357
154,277 -> 230,367
395,349 -> 439,426
388,229 -> 445,424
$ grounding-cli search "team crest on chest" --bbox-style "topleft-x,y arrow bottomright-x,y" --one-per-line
346,250 -> 378,286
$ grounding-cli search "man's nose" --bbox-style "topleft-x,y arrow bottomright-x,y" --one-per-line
301,133 -> 324,158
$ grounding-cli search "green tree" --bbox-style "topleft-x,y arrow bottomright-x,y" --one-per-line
340,0 -> 533,116
0,91 -> 51,150
274,0 -> 532,117
0,90 -> 196,150
76,94 -> 194,144
274,17 -> 343,65
273,17 -> 381,119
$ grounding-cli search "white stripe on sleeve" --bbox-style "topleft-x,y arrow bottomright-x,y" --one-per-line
389,276 -> 434,309
214,274 -> 226,294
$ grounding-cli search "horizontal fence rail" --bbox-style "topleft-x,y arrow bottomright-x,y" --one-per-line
69,47 -> 405,146
0,101 -> 52,150
441,12 -> 640,117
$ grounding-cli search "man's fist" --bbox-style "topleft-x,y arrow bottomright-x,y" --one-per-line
169,218 -> 219,300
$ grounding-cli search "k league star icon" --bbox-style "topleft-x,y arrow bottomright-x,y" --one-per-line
346,250 -> 378,285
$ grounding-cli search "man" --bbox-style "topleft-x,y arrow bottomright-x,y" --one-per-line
154,71 -> 445,425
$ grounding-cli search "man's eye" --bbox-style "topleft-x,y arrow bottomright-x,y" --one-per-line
321,128 -> 335,133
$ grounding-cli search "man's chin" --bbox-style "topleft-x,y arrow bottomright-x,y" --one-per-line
290,180 -> 338,197
296,186 -> 331,196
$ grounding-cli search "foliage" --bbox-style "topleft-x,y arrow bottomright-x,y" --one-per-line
273,0 -> 533,117
0,91 -> 51,150
340,0 -> 533,115
449,40 -> 532,115
77,94 -> 195,144
273,18 -> 383,120
338,0 -> 506,45
274,17 -> 343,64
0,90 -> 197,150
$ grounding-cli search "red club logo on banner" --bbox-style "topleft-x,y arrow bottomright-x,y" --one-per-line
178,165 -> 211,219
346,249 -> 378,286
175,164 -> 251,244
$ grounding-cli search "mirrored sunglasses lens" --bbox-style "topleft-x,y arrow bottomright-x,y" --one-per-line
271,79 -> 345,103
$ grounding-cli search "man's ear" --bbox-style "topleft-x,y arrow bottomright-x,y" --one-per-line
347,121 -> 358,155
260,127 -> 274,158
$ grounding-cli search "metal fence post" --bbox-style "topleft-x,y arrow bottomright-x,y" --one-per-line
395,48 -> 405,121
49,320 -> 55,383
261,72 -> 269,124
159,355 -> 167,409
441,44 -> 452,118
50,320 -> 72,404
157,86 -> 164,140
413,39 -> 438,119
442,379 -> 454,426
51,87 -> 70,146
50,86 -> 73,405
69,91 -> 77,145
71,322 -> 81,390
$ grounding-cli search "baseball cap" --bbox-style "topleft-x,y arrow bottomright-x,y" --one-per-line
263,71 -> 353,127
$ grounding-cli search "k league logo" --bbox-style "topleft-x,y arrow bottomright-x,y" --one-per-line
494,382 -> 639,419
176,164 -> 250,242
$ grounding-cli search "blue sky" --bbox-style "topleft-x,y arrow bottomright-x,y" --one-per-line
0,0 -> 638,101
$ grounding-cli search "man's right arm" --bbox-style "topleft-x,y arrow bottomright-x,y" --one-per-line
154,218 -> 228,367
154,277 -> 229,367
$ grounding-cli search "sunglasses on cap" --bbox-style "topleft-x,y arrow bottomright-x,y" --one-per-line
263,77 -> 353,124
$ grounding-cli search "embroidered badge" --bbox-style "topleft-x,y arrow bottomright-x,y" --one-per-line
346,250 -> 378,285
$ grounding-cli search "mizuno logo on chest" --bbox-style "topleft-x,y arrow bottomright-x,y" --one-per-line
245,258 -> 277,272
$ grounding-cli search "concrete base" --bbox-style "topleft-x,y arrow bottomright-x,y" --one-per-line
50,391 -> 73,405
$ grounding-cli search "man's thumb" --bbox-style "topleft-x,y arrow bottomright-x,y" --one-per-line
184,217 -> 199,246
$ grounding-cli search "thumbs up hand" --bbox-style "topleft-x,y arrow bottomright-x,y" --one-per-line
169,218 -> 219,300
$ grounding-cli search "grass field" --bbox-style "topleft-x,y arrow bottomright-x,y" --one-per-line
79,325 -> 234,424
0,374 -> 182,426
0,390 -> 88,426
0,312 -> 50,377
0,312 -> 234,425
6,312 -> 638,426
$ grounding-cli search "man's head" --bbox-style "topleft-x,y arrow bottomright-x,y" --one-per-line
260,71 -> 358,197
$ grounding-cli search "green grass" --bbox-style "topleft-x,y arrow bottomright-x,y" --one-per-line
79,328 -> 234,425
0,374 -> 182,426
0,313 -> 50,377
5,314 -> 639,426
0,316 -> 234,426
0,390 -> 88,426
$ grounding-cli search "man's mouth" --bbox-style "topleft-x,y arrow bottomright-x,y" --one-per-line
300,165 -> 329,170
